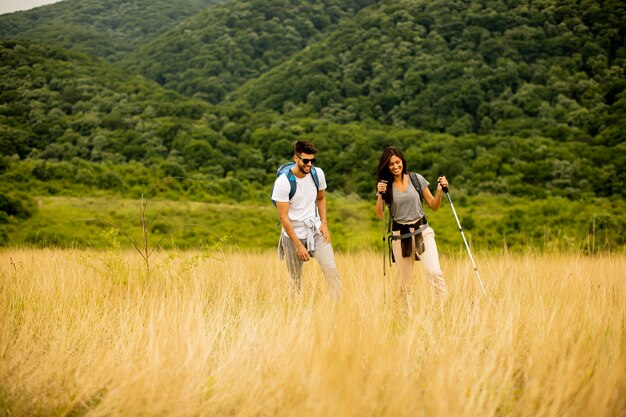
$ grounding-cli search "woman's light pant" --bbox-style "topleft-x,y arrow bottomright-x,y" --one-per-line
391,226 -> 448,297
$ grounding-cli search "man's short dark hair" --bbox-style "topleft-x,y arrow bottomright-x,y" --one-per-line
294,140 -> 317,155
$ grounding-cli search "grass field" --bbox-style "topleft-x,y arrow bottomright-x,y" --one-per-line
1,249 -> 624,416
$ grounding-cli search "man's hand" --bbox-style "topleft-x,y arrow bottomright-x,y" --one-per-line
320,222 -> 331,244
296,241 -> 310,261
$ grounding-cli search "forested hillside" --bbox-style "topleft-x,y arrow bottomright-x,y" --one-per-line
125,0 -> 379,102
229,0 -> 626,143
3,0 -> 624,141
2,40 -> 623,200
0,0 -> 221,60
0,41 -> 217,165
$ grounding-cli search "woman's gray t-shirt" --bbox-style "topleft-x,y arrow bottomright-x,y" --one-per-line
390,174 -> 429,224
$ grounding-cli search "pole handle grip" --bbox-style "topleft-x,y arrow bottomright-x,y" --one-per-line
438,176 -> 448,193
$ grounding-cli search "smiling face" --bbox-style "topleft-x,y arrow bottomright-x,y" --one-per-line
294,152 -> 316,175
388,155 -> 403,178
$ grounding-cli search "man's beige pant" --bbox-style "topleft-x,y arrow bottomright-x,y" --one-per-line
280,233 -> 342,298
391,226 -> 448,296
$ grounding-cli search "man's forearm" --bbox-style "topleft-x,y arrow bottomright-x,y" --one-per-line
317,197 -> 328,225
280,214 -> 303,246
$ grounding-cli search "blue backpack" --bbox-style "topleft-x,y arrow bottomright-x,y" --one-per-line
271,162 -> 320,207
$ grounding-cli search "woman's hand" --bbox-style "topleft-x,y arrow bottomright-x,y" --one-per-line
437,176 -> 448,191
377,180 -> 388,195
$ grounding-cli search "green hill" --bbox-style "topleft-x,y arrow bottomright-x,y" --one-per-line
124,0 -> 379,102
0,0 -> 221,60
2,0 -> 624,143
228,0 -> 625,143
1,39 -> 624,200
0,40 -> 220,165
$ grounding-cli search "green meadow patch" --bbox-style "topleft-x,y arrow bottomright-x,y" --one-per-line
2,193 -> 624,253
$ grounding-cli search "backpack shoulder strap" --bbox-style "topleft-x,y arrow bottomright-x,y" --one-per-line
271,164 -> 297,206
310,166 -> 320,191
272,165 -> 317,206
285,168 -> 297,200
408,172 -> 424,202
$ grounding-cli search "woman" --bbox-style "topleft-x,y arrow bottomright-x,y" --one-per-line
375,146 -> 448,296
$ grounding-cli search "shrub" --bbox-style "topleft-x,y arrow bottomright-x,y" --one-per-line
0,192 -> 36,220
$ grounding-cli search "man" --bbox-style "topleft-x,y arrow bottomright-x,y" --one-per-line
271,140 -> 342,298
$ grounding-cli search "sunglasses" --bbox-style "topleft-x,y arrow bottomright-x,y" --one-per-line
296,155 -> 317,165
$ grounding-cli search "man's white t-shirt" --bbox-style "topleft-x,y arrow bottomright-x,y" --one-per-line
271,168 -> 327,239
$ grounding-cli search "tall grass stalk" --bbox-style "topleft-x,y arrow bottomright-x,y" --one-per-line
0,249 -> 624,416
79,177 -> 217,274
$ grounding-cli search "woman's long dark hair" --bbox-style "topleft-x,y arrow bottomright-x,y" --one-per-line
376,146 -> 407,207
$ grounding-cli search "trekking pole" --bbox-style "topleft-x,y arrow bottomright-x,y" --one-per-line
440,181 -> 487,295
382,203 -> 386,276
381,180 -> 388,276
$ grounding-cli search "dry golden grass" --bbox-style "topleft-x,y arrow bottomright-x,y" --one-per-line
0,248 -> 624,417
